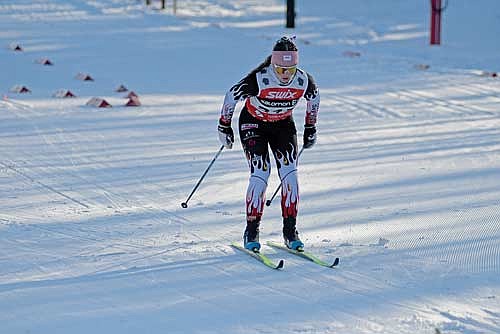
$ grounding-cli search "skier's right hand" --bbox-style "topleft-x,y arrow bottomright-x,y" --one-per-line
218,119 -> 234,149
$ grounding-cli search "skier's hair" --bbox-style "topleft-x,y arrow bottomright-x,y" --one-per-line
273,36 -> 298,52
257,55 -> 272,70
243,55 -> 271,78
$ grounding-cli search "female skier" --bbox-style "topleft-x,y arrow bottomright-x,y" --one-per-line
217,36 -> 320,251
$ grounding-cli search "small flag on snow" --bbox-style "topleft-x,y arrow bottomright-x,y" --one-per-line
86,97 -> 111,108
76,73 -> 95,81
53,89 -> 76,98
10,85 -> 31,94
36,58 -> 54,66
115,84 -> 128,93
125,96 -> 141,107
126,91 -> 139,99
9,43 -> 23,52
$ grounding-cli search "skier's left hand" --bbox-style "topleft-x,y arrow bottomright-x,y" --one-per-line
303,124 -> 316,149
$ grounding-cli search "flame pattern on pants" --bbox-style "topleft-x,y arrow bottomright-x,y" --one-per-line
239,107 -> 299,222
245,154 -> 270,221
274,146 -> 299,218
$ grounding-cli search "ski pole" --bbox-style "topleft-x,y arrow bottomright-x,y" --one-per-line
181,145 -> 224,208
265,146 -> 305,207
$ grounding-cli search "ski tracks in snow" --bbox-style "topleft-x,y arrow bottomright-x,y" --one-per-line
323,76 -> 500,121
0,104 -> 205,285
1,1 -> 500,332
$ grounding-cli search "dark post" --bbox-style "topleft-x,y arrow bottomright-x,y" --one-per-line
286,0 -> 295,28
430,0 -> 442,45
146,0 -> 151,5
161,0 -> 165,10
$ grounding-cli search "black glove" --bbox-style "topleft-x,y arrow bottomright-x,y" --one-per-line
218,119 -> 234,149
303,124 -> 316,149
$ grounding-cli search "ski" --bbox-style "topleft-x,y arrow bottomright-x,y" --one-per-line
231,242 -> 284,270
266,241 -> 339,268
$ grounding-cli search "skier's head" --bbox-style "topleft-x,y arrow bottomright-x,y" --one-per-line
271,36 -> 298,84
272,36 -> 298,66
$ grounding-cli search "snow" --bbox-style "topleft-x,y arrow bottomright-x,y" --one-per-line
1,0 -> 500,333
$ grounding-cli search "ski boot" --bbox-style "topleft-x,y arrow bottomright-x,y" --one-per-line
243,219 -> 261,251
283,217 -> 304,250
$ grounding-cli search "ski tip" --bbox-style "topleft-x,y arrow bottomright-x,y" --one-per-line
330,257 -> 340,268
276,259 -> 285,269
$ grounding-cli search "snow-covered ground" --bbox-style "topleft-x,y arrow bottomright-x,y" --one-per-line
1,0 -> 500,333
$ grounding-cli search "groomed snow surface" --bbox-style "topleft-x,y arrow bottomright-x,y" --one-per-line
1,0 -> 500,333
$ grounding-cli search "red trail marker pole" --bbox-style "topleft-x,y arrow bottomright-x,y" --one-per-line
430,0 -> 442,45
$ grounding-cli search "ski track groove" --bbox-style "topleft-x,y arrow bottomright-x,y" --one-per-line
2,148 -> 201,281
268,261 -> 423,330
10,155 -> 131,210
1,102 -> 204,270
395,89 -> 494,117
451,84 -> 500,105
0,160 -> 90,209
2,97 -> 125,210
460,81 -> 500,97
329,92 -> 403,119
392,205 -> 500,274
2,102 -> 200,242
4,132 -> 125,210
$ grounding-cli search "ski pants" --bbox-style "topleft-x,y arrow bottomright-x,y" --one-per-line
238,107 -> 299,223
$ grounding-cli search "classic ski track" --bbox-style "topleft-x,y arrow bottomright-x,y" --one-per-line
450,82 -> 500,104
238,258 -> 404,330
220,239 -> 426,327
320,117 -> 500,179
329,92 -> 404,119
2,155 -> 200,282
6,155 -> 126,210
0,98 -> 36,114
41,125 -> 152,211
1,221 -> 202,281
1,100 -> 94,209
330,115 -> 500,139
1,95 -> 136,211
391,89 -> 494,117
213,261 -> 306,302
1,102 -> 205,275
326,78 -> 499,122
320,87 -> 500,277
16,108 -> 193,228
1,170 -> 201,281
1,110 -> 126,210
290,265 -> 430,316
207,254 -> 390,330
0,160 -> 90,209
376,203 -> 500,274
268,240 -> 491,328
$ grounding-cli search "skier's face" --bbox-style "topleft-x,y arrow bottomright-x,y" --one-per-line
273,64 -> 297,84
